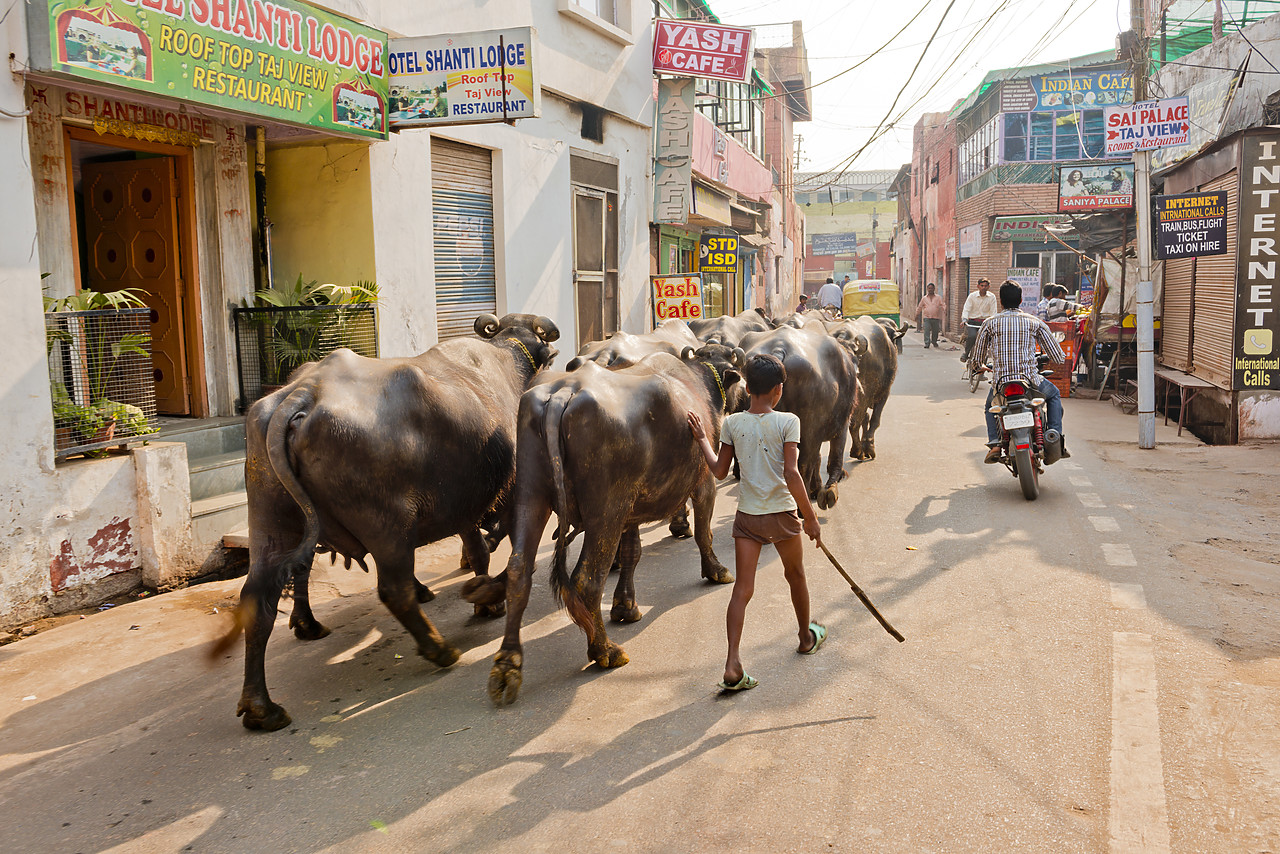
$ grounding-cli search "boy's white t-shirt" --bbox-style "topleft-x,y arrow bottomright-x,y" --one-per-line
720,410 -> 802,515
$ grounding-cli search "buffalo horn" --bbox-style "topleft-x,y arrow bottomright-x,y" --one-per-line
853,335 -> 869,357
533,315 -> 561,343
732,347 -> 745,368
474,313 -> 501,339
680,345 -> 696,361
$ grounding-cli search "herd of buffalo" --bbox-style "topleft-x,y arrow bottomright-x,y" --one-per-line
222,307 -> 908,730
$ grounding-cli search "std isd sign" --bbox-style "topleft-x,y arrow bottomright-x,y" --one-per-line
1105,97 -> 1190,154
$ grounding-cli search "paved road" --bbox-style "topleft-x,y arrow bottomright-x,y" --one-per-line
2,334 -> 1277,853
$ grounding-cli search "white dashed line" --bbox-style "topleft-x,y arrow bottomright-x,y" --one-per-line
1110,583 -> 1146,609
1070,476 -> 1093,487
1102,543 -> 1137,566
1090,516 -> 1120,532
1110,632 -> 1171,853
1078,493 -> 1106,508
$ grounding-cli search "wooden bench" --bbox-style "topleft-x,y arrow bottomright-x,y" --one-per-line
1111,380 -> 1137,414
1154,366 -> 1218,436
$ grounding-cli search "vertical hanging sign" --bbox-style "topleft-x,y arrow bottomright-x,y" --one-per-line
653,77 -> 693,224
1234,133 -> 1280,391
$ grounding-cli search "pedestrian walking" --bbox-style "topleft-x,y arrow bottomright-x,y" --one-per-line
688,353 -> 825,692
915,282 -> 945,348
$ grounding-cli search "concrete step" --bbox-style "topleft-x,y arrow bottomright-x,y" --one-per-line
158,419 -> 246,460
223,527 -> 250,549
188,450 -> 246,503
192,491 -> 248,550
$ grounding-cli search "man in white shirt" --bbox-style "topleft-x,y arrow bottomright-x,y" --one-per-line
960,277 -> 998,361
816,277 -> 844,312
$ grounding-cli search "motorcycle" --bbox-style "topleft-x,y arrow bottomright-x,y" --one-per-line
980,356 -> 1063,501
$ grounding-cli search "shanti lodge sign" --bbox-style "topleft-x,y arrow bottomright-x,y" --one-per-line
35,0 -> 390,140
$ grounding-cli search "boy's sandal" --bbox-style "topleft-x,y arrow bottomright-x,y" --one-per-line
799,622 -> 827,655
717,673 -> 758,692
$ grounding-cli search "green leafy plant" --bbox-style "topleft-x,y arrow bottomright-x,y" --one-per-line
45,287 -> 159,452
243,276 -> 379,385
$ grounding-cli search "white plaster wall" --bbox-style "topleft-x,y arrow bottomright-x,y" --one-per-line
360,2 -> 654,361
1239,392 -> 1280,441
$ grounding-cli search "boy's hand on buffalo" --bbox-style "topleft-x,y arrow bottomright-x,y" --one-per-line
687,411 -> 706,440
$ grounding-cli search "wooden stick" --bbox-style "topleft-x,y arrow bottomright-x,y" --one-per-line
817,541 -> 905,643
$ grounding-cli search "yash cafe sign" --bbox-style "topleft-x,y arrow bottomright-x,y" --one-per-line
653,19 -> 753,83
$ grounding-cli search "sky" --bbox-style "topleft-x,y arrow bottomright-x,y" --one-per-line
708,0 -> 1134,175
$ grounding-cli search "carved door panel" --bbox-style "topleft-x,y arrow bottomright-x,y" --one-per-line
83,158 -> 189,414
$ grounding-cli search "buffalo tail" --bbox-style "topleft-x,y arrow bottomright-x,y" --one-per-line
543,388 -> 594,635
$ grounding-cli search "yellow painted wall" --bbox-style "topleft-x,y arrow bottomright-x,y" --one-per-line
266,142 -> 375,288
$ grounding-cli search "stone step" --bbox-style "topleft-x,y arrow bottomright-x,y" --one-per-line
191,490 -> 248,550
157,418 -> 246,461
223,527 -> 250,549
188,450 -> 246,503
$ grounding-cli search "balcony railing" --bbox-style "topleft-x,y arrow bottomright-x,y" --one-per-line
46,308 -> 158,459
232,304 -> 378,412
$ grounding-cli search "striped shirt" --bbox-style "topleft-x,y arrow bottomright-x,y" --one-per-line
969,308 -> 1066,387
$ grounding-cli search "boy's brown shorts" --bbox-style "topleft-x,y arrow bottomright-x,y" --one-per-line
732,509 -> 802,544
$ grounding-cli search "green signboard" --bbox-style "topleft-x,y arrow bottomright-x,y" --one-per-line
41,0 -> 388,139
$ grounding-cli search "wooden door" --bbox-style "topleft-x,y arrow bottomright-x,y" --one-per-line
82,158 -> 190,414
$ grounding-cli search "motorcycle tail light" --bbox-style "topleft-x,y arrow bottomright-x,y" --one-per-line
1003,382 -> 1026,396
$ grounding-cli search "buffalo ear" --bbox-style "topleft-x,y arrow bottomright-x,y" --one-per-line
732,347 -> 745,368
474,313 -> 501,339
566,356 -> 583,371
534,315 -> 561,343
723,368 -> 742,388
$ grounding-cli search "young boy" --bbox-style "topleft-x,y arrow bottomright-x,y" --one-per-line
687,353 -> 826,692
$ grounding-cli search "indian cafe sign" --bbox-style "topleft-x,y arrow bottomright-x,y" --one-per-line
653,19 -> 753,84
32,0 -> 389,140
990,215 -> 1072,242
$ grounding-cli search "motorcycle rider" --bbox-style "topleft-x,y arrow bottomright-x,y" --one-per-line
970,281 -> 1069,465
960,277 -> 997,361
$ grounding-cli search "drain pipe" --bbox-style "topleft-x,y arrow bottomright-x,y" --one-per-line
254,126 -> 271,291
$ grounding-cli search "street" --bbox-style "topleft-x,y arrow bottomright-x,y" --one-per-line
2,334 -> 1278,854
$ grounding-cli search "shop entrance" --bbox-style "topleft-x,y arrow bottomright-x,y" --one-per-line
67,128 -> 203,416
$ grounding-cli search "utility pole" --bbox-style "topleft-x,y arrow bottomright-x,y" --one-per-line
1132,0 -> 1156,448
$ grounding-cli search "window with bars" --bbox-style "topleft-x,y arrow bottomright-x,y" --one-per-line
1003,109 -> 1106,162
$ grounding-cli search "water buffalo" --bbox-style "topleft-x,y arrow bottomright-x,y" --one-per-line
876,317 -> 910,355
222,313 -> 559,731
476,348 -> 742,705
831,316 -> 902,460
565,319 -> 699,370
737,324 -> 858,509
689,308 -> 771,346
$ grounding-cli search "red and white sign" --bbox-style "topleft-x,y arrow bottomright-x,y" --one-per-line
1104,97 -> 1190,154
653,19 -> 754,83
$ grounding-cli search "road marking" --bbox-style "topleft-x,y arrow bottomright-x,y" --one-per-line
1110,632 -> 1171,854
1110,583 -> 1146,609
1070,476 -> 1093,487
1102,543 -> 1137,566
1078,492 -> 1106,508
1090,516 -> 1120,532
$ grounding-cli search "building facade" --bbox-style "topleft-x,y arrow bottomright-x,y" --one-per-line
2,1 -> 653,627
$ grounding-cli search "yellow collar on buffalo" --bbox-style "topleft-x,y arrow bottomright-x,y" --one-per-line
702,362 -> 726,410
508,337 -> 537,372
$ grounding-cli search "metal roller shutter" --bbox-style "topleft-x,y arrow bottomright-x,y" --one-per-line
1190,171 -> 1236,388
432,139 -> 497,340
1161,256 -> 1193,371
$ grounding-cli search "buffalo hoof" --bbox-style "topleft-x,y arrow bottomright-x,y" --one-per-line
422,643 -> 460,668
238,698 -> 291,732
863,441 -> 876,460
461,575 -> 505,606
610,602 -> 643,623
474,600 -> 506,619
488,651 -> 523,706
668,521 -> 693,540
415,581 -> 436,603
591,642 -> 629,669
288,613 -> 331,641
818,484 -> 839,510
702,562 -> 734,584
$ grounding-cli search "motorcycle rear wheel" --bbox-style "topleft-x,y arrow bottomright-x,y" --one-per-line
1015,445 -> 1039,501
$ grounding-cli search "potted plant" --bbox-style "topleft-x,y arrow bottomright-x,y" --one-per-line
45,287 -> 159,454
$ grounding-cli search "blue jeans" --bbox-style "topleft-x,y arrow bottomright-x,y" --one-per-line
985,378 -> 1062,444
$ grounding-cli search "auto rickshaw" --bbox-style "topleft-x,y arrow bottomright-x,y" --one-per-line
841,278 -> 901,324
